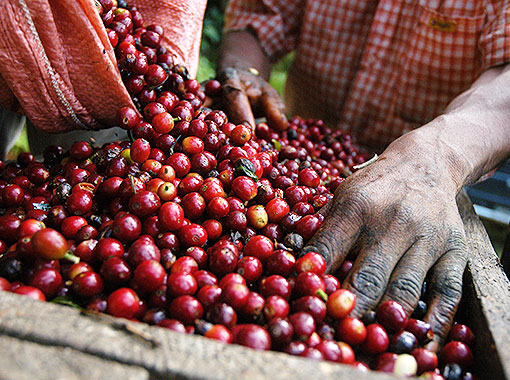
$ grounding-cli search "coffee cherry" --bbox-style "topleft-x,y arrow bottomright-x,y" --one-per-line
243,235 -> 274,263
101,257 -> 132,285
167,272 -> 198,297
406,318 -> 434,345
72,271 -> 104,298
361,323 -> 389,355
439,341 -> 474,369
265,250 -> 295,277
12,285 -> 46,301
232,324 -> 271,350
231,125 -> 252,145
294,251 -> 326,275
112,213 -> 142,243
336,317 -> 367,346
260,275 -> 291,300
107,287 -> 140,319
129,190 -> 161,218
144,64 -> 167,87
204,324 -> 233,343
231,176 -> 257,202
152,112 -> 175,134
169,295 -> 203,325
117,106 -> 140,130
292,296 -> 326,323
447,323 -> 475,347
377,300 -> 408,333
412,348 -> 438,375
393,354 -> 418,377
134,260 -> 165,293
31,228 -> 77,263
374,352 -> 397,373
158,202 -> 184,232
235,256 -> 263,283
29,268 -> 62,299
246,205 -> 268,229
289,312 -> 316,341
390,330 -> 418,354
178,223 -> 207,247
326,289 -> 356,319
130,138 -> 151,163
267,317 -> 293,349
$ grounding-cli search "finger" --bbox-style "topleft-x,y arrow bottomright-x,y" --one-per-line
315,198 -> 334,219
424,245 -> 467,352
301,192 -> 366,272
220,74 -> 257,129
344,225 -> 417,318
260,83 -> 288,131
380,239 -> 438,315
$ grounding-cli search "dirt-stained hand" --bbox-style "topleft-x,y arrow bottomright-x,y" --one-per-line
303,133 -> 468,351
217,67 -> 288,131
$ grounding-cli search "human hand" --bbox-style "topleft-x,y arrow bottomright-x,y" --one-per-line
216,67 -> 288,131
303,132 -> 468,350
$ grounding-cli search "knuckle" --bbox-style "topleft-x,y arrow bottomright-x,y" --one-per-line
386,276 -> 422,311
222,84 -> 244,96
217,67 -> 238,81
349,263 -> 387,304
431,274 -> 463,302
446,228 -> 467,252
332,190 -> 372,224
384,202 -> 415,227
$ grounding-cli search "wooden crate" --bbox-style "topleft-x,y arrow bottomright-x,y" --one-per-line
0,191 -> 509,380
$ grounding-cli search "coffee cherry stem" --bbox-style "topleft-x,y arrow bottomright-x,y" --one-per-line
63,251 -> 80,264
316,288 -> 328,302
129,175 -> 138,195
352,154 -> 378,171
168,134 -> 182,155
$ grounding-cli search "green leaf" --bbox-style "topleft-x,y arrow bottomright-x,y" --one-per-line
51,296 -> 82,310
234,159 -> 259,181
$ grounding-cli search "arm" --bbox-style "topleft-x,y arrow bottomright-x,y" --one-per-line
421,63 -> 510,185
304,64 -> 510,349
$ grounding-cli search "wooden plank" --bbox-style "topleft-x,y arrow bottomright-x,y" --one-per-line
500,221 -> 510,277
0,334 -> 149,380
458,191 -> 510,380
0,290 -> 396,380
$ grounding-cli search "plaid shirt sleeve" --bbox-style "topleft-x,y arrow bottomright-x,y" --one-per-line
224,0 -> 304,62
479,1 -> 510,69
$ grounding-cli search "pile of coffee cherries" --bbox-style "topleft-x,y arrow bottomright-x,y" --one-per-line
0,0 -> 477,379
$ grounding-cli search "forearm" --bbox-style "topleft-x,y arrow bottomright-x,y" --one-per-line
390,64 -> 510,191
218,30 -> 272,80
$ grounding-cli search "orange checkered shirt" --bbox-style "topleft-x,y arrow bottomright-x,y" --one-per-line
224,0 -> 510,151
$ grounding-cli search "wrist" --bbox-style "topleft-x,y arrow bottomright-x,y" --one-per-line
384,119 -> 474,193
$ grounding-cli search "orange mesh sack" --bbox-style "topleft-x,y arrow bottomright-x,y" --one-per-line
0,0 -> 206,133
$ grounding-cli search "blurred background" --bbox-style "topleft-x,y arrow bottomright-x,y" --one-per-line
6,0 -> 509,258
